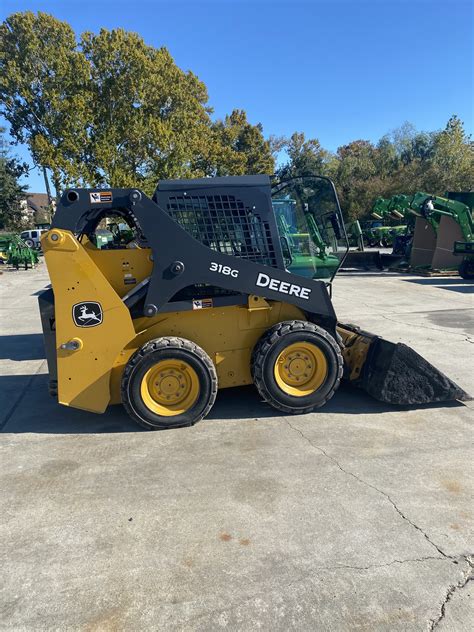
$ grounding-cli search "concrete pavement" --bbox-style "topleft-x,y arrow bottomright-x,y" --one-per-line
0,265 -> 472,631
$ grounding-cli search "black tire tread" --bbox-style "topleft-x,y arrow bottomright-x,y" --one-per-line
251,320 -> 343,414
121,336 -> 218,430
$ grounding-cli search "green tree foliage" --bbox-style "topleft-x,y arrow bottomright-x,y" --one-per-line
80,28 -> 214,190
277,132 -> 332,180
0,127 -> 29,230
280,118 -> 473,221
1,12 -> 472,216
0,12 -> 90,195
330,140 -> 380,219
430,115 -> 473,191
205,110 -> 274,176
0,12 -> 273,196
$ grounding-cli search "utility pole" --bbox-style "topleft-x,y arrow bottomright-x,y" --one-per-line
42,166 -> 55,221
42,166 -> 53,204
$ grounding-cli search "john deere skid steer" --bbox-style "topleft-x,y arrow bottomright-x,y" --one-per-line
38,175 -> 468,430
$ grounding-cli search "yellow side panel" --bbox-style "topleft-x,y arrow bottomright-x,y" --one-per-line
84,241 -> 153,297
42,230 -> 137,413
109,299 -> 306,404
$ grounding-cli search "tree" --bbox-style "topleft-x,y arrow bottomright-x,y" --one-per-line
205,110 -> 275,176
327,116 -> 474,221
430,115 -> 474,191
1,12 -> 275,195
0,127 -> 29,230
277,132 -> 332,180
0,11 -> 90,195
373,117 -> 473,198
80,28 -> 215,192
330,140 -> 380,219
2,11 -> 472,211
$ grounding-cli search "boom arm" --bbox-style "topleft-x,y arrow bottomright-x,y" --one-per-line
410,193 -> 473,242
51,185 -> 338,332
371,192 -> 473,241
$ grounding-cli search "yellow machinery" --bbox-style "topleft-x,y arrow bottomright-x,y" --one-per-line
39,176 -> 468,430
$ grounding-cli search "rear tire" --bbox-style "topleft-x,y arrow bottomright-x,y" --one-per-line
24,239 -> 34,248
251,320 -> 343,414
121,337 -> 218,430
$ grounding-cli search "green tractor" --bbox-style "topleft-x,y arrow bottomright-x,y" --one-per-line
91,221 -> 136,250
0,233 -> 39,269
363,223 -> 407,248
445,192 -> 474,279
371,192 -> 474,277
272,195 -> 343,280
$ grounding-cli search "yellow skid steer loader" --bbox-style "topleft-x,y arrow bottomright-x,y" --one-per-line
39,175 -> 468,429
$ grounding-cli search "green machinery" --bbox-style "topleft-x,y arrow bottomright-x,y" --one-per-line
93,229 -> 114,249
272,196 -> 342,279
372,194 -> 414,222
344,220 -> 365,249
92,222 -> 136,249
370,195 -> 412,249
363,223 -> 407,248
370,192 -> 474,277
0,233 -> 39,269
445,192 -> 474,279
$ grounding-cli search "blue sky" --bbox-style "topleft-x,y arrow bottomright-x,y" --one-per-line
1,0 -> 472,193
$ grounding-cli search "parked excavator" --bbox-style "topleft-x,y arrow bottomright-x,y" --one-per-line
38,174 -> 468,430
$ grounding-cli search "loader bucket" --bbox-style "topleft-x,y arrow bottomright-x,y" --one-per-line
338,324 -> 470,405
410,217 -> 436,268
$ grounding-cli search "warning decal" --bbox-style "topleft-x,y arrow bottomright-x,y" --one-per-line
90,191 -> 113,204
192,298 -> 213,310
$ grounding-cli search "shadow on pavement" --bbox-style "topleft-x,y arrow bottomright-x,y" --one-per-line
403,277 -> 474,294
0,373 -> 465,435
402,278 -> 473,294
0,373 -> 141,434
338,271 -> 404,278
0,334 -> 46,361
426,308 -> 473,331
438,285 -> 474,294
403,277 -> 470,286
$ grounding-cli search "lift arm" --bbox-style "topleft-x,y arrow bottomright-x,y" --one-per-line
371,192 -> 473,241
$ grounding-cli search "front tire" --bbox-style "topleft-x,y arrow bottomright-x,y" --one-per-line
251,320 -> 343,414
121,337 -> 218,430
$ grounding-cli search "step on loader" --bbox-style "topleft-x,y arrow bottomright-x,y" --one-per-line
38,175 -> 469,430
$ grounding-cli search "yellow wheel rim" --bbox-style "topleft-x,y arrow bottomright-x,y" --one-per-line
274,341 -> 328,397
140,359 -> 200,417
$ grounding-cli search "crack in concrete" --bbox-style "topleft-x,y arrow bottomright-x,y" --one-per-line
177,555 -> 458,629
284,420 -> 474,630
318,556 -> 446,571
428,556 -> 473,630
284,418 -> 450,559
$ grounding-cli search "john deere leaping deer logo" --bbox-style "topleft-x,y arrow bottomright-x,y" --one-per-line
72,302 -> 103,327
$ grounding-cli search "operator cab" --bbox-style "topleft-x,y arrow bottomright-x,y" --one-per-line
271,175 -> 349,280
